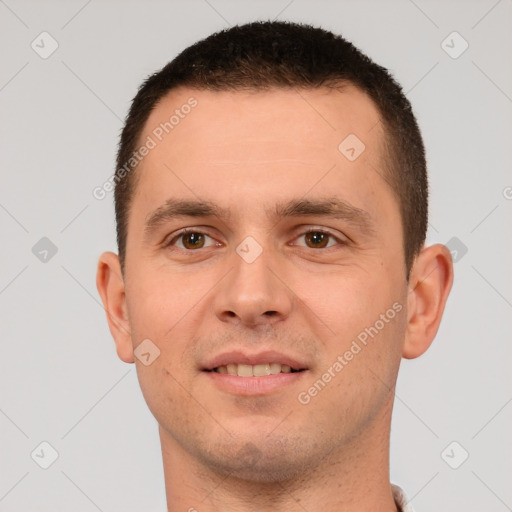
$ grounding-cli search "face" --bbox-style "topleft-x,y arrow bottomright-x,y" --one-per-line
120,86 -> 410,480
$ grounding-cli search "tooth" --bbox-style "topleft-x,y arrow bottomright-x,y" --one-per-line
269,363 -> 282,375
253,364 -> 270,377
216,363 -> 297,377
237,364 -> 253,377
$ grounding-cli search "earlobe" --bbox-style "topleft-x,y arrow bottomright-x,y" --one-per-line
96,252 -> 134,363
403,244 -> 454,359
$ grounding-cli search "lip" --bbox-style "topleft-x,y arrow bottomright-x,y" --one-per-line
204,370 -> 308,396
202,350 -> 308,371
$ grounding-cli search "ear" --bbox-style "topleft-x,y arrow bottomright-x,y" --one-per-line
403,244 -> 454,359
96,252 -> 134,363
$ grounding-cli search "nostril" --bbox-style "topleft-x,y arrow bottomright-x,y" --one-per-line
264,311 -> 278,316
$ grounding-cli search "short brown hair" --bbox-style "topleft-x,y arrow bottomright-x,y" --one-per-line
114,20 -> 428,278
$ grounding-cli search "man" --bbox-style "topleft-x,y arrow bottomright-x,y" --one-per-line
96,21 -> 453,511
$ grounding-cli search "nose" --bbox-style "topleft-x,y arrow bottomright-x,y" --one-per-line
212,241 -> 293,328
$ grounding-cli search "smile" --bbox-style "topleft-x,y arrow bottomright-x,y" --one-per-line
210,363 -> 304,377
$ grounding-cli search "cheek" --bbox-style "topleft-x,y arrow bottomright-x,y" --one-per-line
125,268 -> 203,422
135,361 -> 199,438
292,267 -> 391,337
293,265 -> 406,382
125,265 -> 207,342
298,287 -> 405,428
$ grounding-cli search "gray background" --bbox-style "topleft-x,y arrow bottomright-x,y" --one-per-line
1,0 -> 511,510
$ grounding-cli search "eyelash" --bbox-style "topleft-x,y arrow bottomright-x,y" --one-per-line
163,227 -> 346,251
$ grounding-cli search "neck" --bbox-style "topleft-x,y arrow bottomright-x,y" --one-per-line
159,398 -> 398,512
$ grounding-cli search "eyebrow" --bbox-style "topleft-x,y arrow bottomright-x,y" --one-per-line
269,198 -> 375,233
144,199 -> 231,236
143,197 -> 375,237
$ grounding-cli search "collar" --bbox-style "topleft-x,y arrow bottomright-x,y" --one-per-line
392,484 -> 415,512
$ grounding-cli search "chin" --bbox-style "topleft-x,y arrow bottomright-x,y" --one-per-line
199,434 -> 312,483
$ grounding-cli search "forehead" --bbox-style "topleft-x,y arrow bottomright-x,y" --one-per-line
143,85 -> 382,162
130,85 -> 396,228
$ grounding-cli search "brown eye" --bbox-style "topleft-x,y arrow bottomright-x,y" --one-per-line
164,230 -> 220,253
181,232 -> 205,249
304,231 -> 330,248
167,231 -> 217,250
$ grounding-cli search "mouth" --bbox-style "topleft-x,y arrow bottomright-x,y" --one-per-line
201,351 -> 308,396
205,363 -> 305,377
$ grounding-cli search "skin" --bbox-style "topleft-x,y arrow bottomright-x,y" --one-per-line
97,85 -> 453,512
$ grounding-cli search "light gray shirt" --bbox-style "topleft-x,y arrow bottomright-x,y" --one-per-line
392,484 -> 415,512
